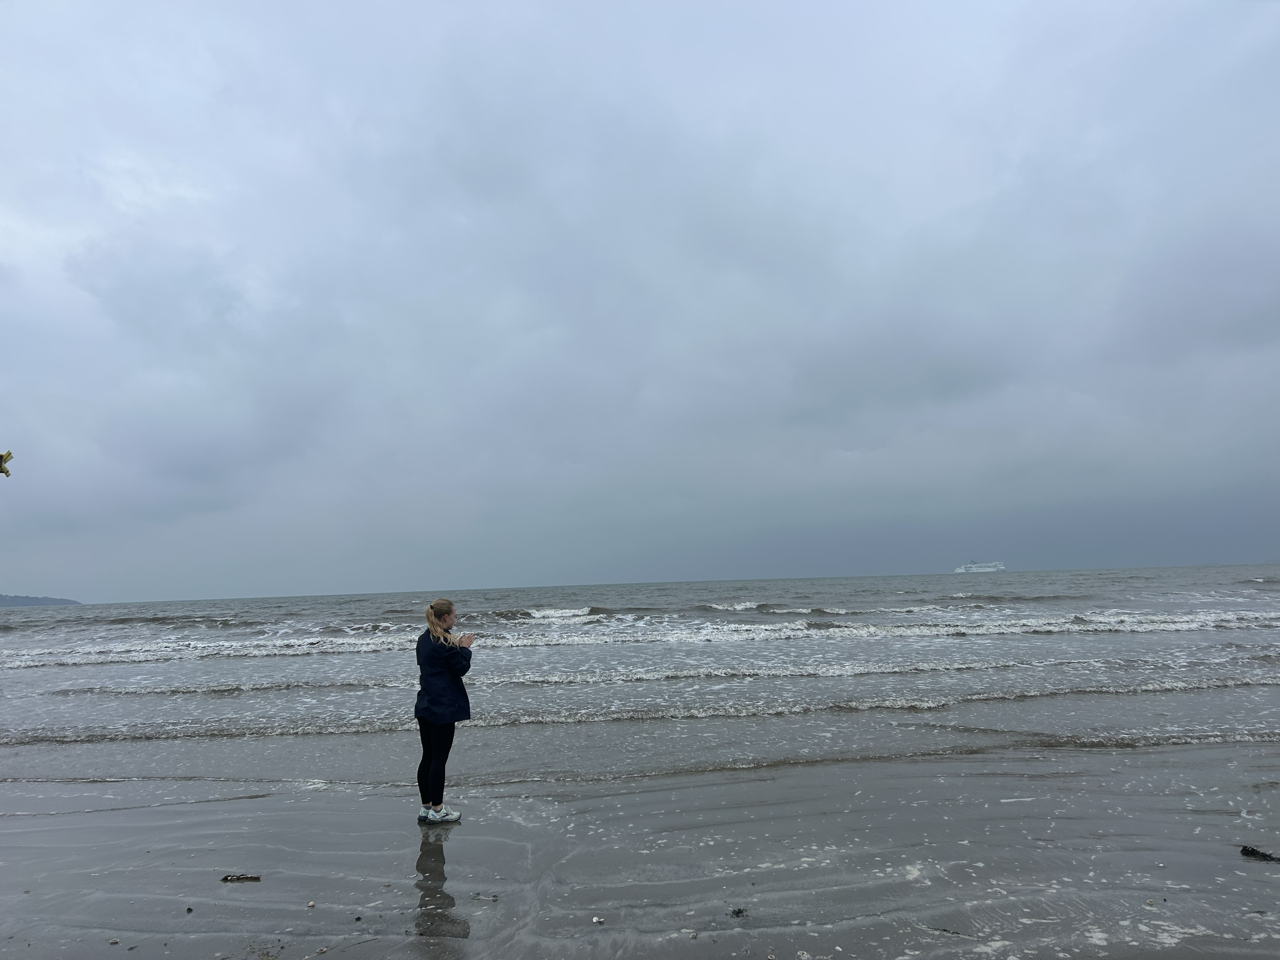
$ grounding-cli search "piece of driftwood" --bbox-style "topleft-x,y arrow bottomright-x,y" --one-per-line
220,873 -> 262,883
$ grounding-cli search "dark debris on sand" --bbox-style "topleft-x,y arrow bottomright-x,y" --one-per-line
1240,845 -> 1280,863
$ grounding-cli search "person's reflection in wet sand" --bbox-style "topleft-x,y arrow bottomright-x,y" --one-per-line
415,823 -> 470,939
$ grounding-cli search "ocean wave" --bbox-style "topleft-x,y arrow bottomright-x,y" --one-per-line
809,609 -> 1279,639
479,658 -> 1041,687
482,653 -> 1278,686
949,676 -> 1280,703
6,677 -> 1276,744
942,594 -> 1082,605
474,620 -> 807,647
0,717 -> 417,747
40,678 -> 414,697
27,657 -> 1047,697
697,602 -> 920,615
694,602 -> 858,615
470,697 -> 957,726
487,606 -> 606,622
0,634 -> 419,670
528,607 -> 593,619
0,616 -> 415,644
476,609 -> 1278,648
26,650 -> 1273,697
3,607 -> 1275,668
84,615 -> 273,630
778,608 -> 845,616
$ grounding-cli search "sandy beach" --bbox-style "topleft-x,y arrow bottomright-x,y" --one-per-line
3,571 -> 1276,957
2,736 -> 1276,959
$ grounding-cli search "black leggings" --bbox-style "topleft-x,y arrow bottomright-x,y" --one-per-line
416,719 -> 456,806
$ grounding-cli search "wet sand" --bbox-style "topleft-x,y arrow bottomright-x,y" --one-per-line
1,741 -> 1277,959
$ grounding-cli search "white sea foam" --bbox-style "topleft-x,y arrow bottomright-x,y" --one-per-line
0,633 -> 419,670
6,686 -> 1278,745
40,677 -> 414,697
3,607 -> 1274,669
769,607 -> 853,615
31,650 -> 1271,697
476,657 -> 1071,687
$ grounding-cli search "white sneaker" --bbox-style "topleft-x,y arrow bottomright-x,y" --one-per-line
423,805 -> 461,824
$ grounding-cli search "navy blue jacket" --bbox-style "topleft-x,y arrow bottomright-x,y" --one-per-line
415,629 -> 472,724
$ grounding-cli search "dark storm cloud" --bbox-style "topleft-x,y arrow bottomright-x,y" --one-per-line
0,1 -> 1277,600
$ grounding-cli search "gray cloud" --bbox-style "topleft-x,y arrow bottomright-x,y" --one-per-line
1,0 -> 1277,600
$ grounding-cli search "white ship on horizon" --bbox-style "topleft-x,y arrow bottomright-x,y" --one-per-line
954,560 -> 1006,573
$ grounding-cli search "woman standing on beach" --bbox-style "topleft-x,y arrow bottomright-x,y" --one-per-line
415,598 -> 475,824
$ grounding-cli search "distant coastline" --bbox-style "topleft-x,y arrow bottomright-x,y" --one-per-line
0,594 -> 81,608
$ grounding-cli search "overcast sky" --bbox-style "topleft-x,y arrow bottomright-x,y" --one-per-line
2,1 -> 1278,602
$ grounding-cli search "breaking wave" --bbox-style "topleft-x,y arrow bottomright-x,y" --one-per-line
6,677 -> 1276,745
4,608 -> 1275,670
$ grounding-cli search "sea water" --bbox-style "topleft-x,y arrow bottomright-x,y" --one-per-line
1,564 -> 1275,786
